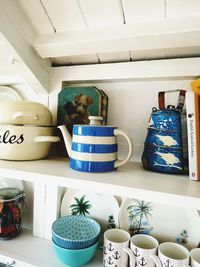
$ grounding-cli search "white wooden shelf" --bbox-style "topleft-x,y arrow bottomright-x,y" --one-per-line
0,229 -> 102,267
0,157 -> 200,208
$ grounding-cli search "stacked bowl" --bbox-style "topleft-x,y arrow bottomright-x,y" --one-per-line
52,215 -> 101,267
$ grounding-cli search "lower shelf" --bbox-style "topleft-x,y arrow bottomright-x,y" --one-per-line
0,229 -> 102,267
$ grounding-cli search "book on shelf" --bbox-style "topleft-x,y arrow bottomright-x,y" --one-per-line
186,78 -> 200,181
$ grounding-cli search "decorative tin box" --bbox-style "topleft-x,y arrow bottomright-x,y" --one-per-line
57,86 -> 108,157
142,90 -> 188,174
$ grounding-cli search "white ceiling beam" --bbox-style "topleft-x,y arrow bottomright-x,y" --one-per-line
34,16 -> 200,58
0,0 -> 51,94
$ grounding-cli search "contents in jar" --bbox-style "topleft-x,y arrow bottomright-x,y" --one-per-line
0,187 -> 25,240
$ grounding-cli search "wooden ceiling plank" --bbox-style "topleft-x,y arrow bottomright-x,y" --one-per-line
18,0 -> 55,34
41,0 -> 86,31
167,0 -> 200,18
0,0 -> 51,94
79,0 -> 124,27
122,0 -> 165,23
34,16 -> 200,58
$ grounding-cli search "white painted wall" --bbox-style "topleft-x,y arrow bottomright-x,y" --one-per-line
50,79 -> 192,162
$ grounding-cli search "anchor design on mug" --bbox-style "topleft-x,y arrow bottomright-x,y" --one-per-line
138,257 -> 148,266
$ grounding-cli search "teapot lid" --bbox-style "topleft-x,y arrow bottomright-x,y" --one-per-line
88,116 -> 103,125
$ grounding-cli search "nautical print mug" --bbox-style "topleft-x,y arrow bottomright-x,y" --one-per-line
150,242 -> 190,267
130,234 -> 159,267
190,248 -> 200,267
103,228 -> 135,267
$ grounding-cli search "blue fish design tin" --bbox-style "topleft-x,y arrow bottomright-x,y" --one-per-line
142,90 -> 187,174
142,144 -> 183,174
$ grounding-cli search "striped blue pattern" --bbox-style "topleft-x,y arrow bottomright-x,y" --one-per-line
72,143 -> 117,153
73,125 -> 116,136
70,125 -> 118,172
70,159 -> 116,172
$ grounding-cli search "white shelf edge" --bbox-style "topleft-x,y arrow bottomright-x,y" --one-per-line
0,157 -> 200,209
50,57 -> 200,92
0,229 -> 102,267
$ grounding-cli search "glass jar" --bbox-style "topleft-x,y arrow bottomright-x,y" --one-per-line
0,187 -> 25,240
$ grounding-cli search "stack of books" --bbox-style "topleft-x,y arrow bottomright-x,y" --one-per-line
186,78 -> 200,181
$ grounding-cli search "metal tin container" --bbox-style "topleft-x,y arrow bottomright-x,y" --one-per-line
142,144 -> 184,174
142,90 -> 187,174
149,107 -> 182,131
145,127 -> 182,148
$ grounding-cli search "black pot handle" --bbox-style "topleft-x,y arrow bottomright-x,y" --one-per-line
158,90 -> 186,110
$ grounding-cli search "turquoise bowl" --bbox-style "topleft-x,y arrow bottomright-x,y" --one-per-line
52,239 -> 99,267
52,215 -> 101,249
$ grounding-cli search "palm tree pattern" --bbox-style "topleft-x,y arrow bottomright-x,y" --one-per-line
127,199 -> 153,236
70,195 -> 92,216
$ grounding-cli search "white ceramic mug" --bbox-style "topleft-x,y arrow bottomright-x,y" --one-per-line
151,242 -> 190,267
103,228 -> 135,267
130,234 -> 159,267
190,248 -> 200,267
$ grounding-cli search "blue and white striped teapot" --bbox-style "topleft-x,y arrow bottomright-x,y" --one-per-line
58,116 -> 133,172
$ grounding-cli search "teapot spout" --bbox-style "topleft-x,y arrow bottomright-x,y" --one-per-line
57,125 -> 72,157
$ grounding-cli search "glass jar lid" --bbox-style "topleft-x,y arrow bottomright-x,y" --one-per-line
0,187 -> 25,202
0,176 -> 24,191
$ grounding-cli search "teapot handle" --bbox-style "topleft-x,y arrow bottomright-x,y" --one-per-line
114,129 -> 133,168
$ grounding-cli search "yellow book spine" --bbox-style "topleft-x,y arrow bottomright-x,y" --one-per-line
191,78 -> 200,94
191,78 -> 200,180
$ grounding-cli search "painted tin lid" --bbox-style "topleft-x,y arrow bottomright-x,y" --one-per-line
152,106 -> 181,116
0,187 -> 24,202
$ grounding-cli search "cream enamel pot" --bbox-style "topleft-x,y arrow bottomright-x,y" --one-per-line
0,125 -> 60,160
0,100 -> 52,126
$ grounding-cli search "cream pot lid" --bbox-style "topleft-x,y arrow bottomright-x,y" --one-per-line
0,100 -> 52,126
